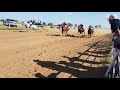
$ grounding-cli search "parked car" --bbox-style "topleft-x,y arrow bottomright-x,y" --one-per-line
3,19 -> 17,27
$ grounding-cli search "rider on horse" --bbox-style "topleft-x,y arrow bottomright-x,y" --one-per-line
64,24 -> 70,31
61,22 -> 67,35
88,25 -> 94,38
78,24 -> 85,37
78,24 -> 84,32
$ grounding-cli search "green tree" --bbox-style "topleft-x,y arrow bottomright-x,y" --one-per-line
48,23 -> 53,28
68,23 -> 73,27
43,22 -> 46,26
74,24 -> 77,27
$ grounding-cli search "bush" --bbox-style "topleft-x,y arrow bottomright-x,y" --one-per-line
48,23 -> 53,26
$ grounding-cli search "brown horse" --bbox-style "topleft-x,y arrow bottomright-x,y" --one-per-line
57,23 -> 70,36
63,25 -> 70,36
77,24 -> 85,37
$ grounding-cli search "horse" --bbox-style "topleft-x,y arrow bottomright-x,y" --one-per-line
58,23 -> 70,36
22,22 -> 38,31
63,25 -> 70,36
77,24 -> 85,37
30,25 -> 38,31
88,26 -> 94,38
22,22 -> 30,31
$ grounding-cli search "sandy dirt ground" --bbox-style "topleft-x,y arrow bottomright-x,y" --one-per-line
0,28 -> 111,78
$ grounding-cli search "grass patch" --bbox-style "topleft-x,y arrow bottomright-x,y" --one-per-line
0,28 -> 23,30
0,25 -> 23,30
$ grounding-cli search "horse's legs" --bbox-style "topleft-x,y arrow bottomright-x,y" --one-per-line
65,31 -> 68,37
84,31 -> 85,36
62,30 -> 64,36
90,34 -> 91,37
27,28 -> 28,32
77,31 -> 79,37
82,32 -> 84,36
27,26 -> 30,32
92,32 -> 94,37
62,27 -> 64,36
62,31 -> 64,36
89,34 -> 91,38
79,32 -> 81,38
88,33 -> 89,38
25,26 -> 28,32
91,32 -> 93,37
91,33 -> 93,37
35,28 -> 38,32
64,31 -> 66,37
34,29 -> 37,32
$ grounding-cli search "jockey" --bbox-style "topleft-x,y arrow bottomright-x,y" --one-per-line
64,24 -> 70,31
80,24 -> 83,27
88,25 -> 94,37
108,14 -> 120,49
88,25 -> 93,28
88,25 -> 94,30
61,22 -> 67,34
88,25 -> 94,31
29,22 -> 32,26
78,24 -> 83,29
61,22 -> 67,27
78,24 -> 84,32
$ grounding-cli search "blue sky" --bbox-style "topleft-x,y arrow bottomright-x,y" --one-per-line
0,12 -> 120,28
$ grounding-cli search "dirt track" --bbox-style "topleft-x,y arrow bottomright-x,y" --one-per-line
0,29 -> 111,78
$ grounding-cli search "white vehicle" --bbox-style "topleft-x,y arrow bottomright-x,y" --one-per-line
3,19 -> 17,27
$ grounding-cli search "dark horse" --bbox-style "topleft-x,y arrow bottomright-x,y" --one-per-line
78,24 -> 85,37
88,25 -> 94,38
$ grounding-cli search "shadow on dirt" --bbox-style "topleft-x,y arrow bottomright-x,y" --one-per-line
34,35 -> 111,78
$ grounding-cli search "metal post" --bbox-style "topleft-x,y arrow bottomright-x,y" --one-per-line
9,23 -> 10,27
118,50 -> 120,78
105,50 -> 119,78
